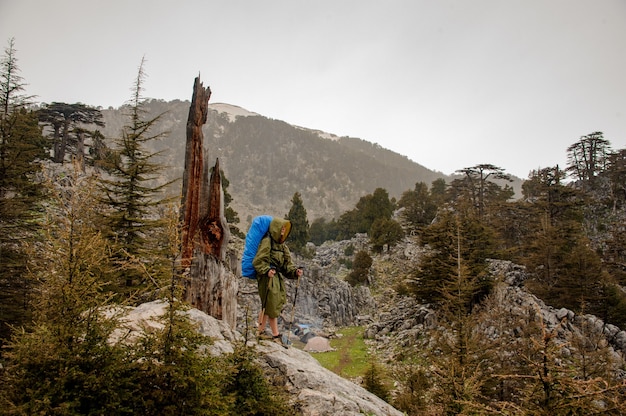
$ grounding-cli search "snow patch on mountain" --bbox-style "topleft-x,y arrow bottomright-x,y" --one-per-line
208,103 -> 259,122
294,125 -> 340,141
209,102 -> 339,141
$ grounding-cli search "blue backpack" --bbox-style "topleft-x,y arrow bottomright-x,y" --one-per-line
241,215 -> 273,278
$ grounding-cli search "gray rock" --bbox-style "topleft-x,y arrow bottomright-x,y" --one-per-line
258,341 -> 402,415
116,300 -> 403,416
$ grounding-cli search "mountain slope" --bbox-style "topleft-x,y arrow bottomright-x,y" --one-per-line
99,99 -> 476,226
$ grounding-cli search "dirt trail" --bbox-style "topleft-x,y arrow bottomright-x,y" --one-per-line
333,331 -> 358,374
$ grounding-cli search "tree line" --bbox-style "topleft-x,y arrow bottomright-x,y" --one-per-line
301,141 -> 626,332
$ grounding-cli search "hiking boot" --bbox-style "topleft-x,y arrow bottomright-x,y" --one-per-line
273,334 -> 288,347
257,331 -> 273,341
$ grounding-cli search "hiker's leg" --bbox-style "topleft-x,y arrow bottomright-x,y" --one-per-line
269,317 -> 279,336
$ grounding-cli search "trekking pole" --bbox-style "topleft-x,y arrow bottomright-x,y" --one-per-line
282,267 -> 303,346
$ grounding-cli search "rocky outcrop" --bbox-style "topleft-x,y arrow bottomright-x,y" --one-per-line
364,296 -> 435,343
237,265 -> 376,333
485,260 -> 626,357
116,300 -> 403,416
364,259 -> 626,373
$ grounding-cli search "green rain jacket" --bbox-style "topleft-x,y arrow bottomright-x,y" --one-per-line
253,217 -> 299,318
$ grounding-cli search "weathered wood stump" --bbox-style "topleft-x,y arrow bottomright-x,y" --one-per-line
179,76 -> 237,328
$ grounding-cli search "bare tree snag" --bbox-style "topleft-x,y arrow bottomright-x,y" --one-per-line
180,77 -> 210,267
179,76 -> 237,328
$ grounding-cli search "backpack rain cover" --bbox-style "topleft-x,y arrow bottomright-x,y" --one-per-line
241,215 -> 273,278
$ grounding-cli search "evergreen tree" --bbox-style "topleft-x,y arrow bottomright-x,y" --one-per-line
212,167 -> 243,238
285,191 -> 309,252
0,38 -> 33,114
0,38 -> 47,347
309,217 -> 330,245
363,357 -> 390,401
0,169 -> 128,413
336,208 -> 361,240
518,165 -> 616,319
605,148 -> 626,210
38,102 -> 105,165
411,210 -> 498,309
473,291 -> 626,414
0,172 -> 234,414
397,181 -> 437,233
123,297 -> 228,415
603,216 -> 626,286
336,187 -> 394,239
89,129 -> 114,168
522,165 -> 583,225
347,250 -> 372,286
429,177 -> 447,208
221,343 -> 292,416
515,309 -> 625,414
449,163 -> 513,220
369,217 -> 404,253
362,187 -> 394,227
421,223 -> 493,415
566,131 -> 611,189
98,57 -> 173,294
391,363 -> 430,414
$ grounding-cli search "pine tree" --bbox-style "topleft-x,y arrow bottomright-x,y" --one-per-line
369,217 -> 404,253
0,170 -> 236,414
605,148 -> 626,210
0,38 -> 33,114
411,210 -> 497,308
421,219 -> 493,415
221,342 -> 292,416
515,308 -> 624,414
38,102 -> 104,165
474,293 -> 626,414
566,131 -> 611,189
519,165 -> 614,318
347,250 -> 372,286
99,57 -> 173,294
0,37 -> 47,346
309,217 -> 331,245
0,168 -> 129,413
397,181 -> 438,233
450,164 -> 513,220
363,356 -> 390,401
285,191 -> 309,253
217,167 -> 243,237
336,187 -> 394,239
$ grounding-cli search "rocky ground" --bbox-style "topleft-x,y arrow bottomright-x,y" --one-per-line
229,231 -> 626,412
116,300 -> 404,416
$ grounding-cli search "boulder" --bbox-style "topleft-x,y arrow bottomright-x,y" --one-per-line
117,300 -> 403,416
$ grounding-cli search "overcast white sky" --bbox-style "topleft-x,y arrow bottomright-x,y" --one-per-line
1,0 -> 625,178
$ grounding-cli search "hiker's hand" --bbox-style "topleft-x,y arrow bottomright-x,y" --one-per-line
296,268 -> 303,277
268,268 -> 276,278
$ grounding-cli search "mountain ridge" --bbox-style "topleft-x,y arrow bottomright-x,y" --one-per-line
100,99 -> 521,227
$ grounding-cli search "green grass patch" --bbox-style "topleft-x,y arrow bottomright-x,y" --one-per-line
312,326 -> 370,379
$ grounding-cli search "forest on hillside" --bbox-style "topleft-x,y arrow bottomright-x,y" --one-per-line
97,95 -> 460,224
2,37 -> 626,414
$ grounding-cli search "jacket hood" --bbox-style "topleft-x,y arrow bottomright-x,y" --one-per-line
269,218 -> 292,244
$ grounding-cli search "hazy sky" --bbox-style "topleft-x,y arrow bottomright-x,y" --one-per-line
1,0 -> 625,178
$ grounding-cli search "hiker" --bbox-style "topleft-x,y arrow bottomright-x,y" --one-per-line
253,217 -> 303,344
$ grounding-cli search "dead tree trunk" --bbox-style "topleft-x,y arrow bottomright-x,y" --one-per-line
179,76 -> 237,328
